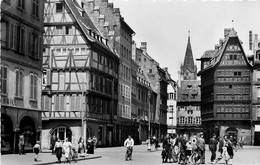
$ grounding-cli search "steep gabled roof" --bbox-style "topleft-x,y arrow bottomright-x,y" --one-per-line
198,28 -> 252,74
64,0 -> 117,56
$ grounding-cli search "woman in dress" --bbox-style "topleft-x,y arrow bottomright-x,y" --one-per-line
78,137 -> 85,156
63,137 -> 72,163
53,138 -> 63,163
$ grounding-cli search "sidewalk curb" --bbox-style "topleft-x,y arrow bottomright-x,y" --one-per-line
32,155 -> 102,165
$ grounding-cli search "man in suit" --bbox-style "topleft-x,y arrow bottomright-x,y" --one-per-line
209,134 -> 218,163
197,132 -> 205,164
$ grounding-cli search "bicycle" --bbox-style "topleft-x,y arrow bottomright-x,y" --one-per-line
190,149 -> 201,165
125,146 -> 133,161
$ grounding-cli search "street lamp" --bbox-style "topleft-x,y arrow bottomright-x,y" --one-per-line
147,90 -> 151,151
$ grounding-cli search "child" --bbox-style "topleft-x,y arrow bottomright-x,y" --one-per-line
161,149 -> 168,163
223,143 -> 230,165
33,141 -> 41,161
71,147 -> 78,163
186,141 -> 192,163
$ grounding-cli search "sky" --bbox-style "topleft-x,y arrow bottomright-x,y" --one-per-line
109,0 -> 260,80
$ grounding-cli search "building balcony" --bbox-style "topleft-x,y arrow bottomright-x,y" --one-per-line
42,111 -> 111,121
42,111 -> 82,120
177,123 -> 201,127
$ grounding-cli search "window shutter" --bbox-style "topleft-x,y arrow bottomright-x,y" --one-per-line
54,96 -> 60,111
34,75 -> 37,100
70,95 -> 76,111
47,69 -> 51,85
60,96 -> 65,110
30,74 -> 34,99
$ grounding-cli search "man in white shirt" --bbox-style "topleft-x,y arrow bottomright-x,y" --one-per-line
124,135 -> 134,147
124,135 -> 134,160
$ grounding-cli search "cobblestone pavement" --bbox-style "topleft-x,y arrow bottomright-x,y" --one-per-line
1,144 -> 260,165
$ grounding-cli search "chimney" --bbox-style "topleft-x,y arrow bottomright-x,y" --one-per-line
215,44 -> 219,50
249,30 -> 253,50
219,39 -> 224,46
141,42 -> 147,54
255,34 -> 258,42
132,41 -> 136,60
224,28 -> 231,38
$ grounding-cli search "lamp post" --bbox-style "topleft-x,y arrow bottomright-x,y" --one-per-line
147,90 -> 151,151
81,79 -> 87,150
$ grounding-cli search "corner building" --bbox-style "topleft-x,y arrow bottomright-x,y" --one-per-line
1,0 -> 44,153
41,0 -> 119,149
198,28 -> 252,144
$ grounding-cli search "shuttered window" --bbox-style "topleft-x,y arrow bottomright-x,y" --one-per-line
0,66 -> 8,94
15,69 -> 24,97
30,73 -> 38,100
42,96 -> 51,111
70,95 -> 81,111
54,95 -> 66,111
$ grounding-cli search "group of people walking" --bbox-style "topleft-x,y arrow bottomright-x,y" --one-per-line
50,135 -> 98,163
161,132 -> 244,165
210,134 -> 244,165
161,132 -> 205,164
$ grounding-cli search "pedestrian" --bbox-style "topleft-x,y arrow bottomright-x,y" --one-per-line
179,134 -> 187,164
18,134 -> 25,155
185,141 -> 192,163
53,138 -> 63,163
87,137 -> 94,154
223,141 -> 230,165
162,134 -> 171,163
33,141 -> 41,161
226,136 -> 234,165
197,132 -> 205,164
78,137 -> 85,157
209,134 -> 218,163
238,136 -> 244,149
63,137 -> 72,163
50,134 -> 56,155
92,136 -> 97,149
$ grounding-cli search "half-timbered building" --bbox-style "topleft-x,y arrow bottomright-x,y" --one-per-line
82,0 -> 135,145
198,28 -> 252,144
1,0 -> 44,153
41,0 -> 119,149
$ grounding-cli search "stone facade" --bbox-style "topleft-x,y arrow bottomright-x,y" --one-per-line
133,41 -> 168,137
1,0 -> 44,153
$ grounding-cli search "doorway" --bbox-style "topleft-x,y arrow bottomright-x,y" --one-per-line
50,126 -> 72,143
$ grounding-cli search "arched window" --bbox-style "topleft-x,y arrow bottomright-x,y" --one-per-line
15,69 -> 24,97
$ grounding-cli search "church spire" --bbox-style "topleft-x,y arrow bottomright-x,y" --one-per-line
181,31 -> 197,80
183,31 -> 195,73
